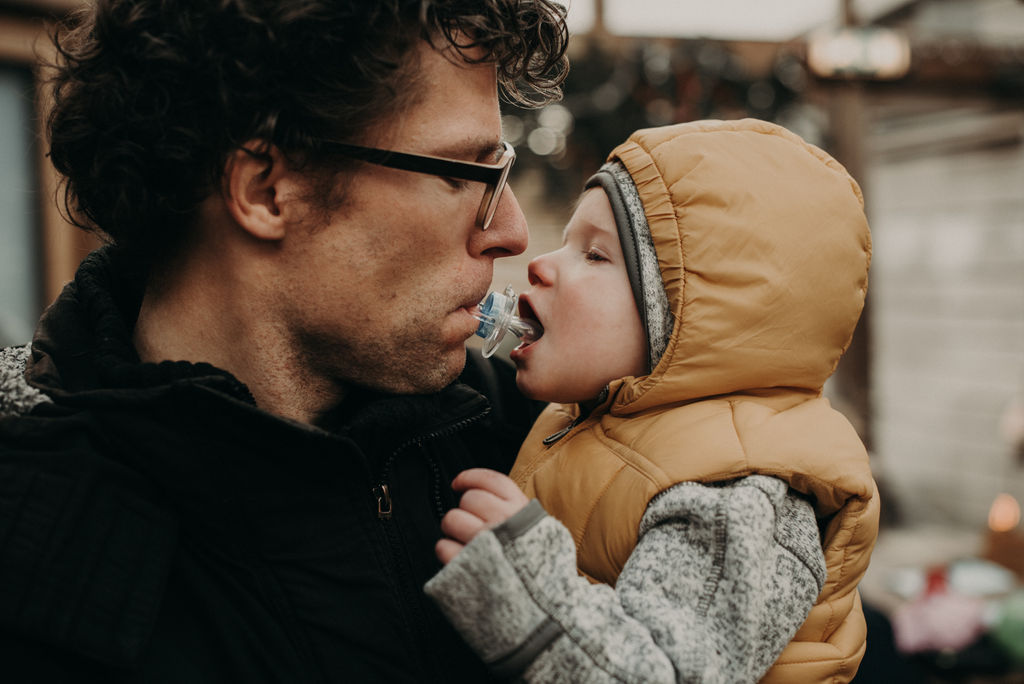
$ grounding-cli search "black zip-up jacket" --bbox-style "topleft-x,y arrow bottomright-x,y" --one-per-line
0,248 -> 540,682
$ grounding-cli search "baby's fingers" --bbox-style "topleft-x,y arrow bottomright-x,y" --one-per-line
439,506 -> 488,545
451,468 -> 528,507
435,538 -> 464,565
457,487 -> 525,525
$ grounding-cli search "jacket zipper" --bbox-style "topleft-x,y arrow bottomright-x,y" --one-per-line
542,386 -> 610,446
369,406 -> 490,681
372,407 -> 491,520
372,483 -> 393,519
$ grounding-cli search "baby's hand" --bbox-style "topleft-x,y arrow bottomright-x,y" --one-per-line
435,468 -> 529,565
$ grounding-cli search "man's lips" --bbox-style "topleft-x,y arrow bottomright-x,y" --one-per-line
454,287 -> 494,340
456,287 -> 493,326
459,288 -> 491,313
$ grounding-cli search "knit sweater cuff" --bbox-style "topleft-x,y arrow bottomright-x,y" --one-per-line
424,502 -> 568,678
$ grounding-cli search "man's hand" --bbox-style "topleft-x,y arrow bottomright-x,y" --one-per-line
435,468 -> 529,565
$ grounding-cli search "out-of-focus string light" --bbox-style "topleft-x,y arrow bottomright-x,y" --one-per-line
807,27 -> 911,80
989,493 -> 1021,533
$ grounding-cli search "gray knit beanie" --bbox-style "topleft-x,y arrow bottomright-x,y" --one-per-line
585,161 -> 674,372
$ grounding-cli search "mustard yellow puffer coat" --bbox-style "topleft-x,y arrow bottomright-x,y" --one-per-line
510,119 -> 879,683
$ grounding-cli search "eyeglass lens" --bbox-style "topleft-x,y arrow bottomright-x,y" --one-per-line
478,146 -> 515,230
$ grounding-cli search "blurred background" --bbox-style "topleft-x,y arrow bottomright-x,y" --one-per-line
1,0 -> 1023,680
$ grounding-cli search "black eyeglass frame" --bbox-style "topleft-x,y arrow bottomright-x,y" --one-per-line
322,139 -> 516,230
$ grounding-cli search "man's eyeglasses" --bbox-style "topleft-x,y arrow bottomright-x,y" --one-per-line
322,140 -> 516,231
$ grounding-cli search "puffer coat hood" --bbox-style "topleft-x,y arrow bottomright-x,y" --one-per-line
610,118 -> 871,412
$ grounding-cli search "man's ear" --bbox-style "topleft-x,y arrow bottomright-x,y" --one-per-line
222,142 -> 292,241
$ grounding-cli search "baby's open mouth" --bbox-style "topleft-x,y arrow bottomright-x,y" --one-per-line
516,298 -> 543,346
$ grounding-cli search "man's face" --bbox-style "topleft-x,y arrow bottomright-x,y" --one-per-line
510,188 -> 648,403
278,41 -> 528,396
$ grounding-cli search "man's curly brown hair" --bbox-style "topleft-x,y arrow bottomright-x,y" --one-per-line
46,0 -> 569,266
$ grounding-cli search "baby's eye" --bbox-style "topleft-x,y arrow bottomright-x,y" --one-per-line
585,249 -> 607,262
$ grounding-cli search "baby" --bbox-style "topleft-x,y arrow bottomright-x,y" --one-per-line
426,118 -> 879,683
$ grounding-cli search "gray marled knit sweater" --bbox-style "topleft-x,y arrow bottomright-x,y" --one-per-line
425,475 -> 825,683
0,345 -> 50,417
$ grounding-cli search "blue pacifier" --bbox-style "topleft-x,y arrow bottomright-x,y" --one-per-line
472,285 -> 543,358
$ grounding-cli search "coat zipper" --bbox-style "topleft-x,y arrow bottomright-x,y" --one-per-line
542,386 -> 610,446
372,407 -> 491,520
369,406 -> 490,681
372,483 -> 393,519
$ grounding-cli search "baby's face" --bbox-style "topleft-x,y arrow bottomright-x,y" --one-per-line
510,187 -> 647,403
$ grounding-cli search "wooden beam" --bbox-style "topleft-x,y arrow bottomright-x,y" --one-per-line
0,15 -> 45,62
826,80 -> 874,449
0,0 -> 83,15
1,12 -> 96,305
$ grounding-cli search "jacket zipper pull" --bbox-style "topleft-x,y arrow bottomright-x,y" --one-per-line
542,425 -> 571,445
374,484 -> 393,520
543,415 -> 585,445
542,386 -> 608,445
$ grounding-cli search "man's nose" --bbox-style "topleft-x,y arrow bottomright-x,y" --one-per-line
473,186 -> 528,258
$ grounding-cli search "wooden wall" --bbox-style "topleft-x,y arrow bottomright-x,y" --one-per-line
867,96 -> 1024,528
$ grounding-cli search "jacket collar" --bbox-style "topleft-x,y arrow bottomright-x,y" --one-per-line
24,245 -> 493,455
27,245 -> 253,407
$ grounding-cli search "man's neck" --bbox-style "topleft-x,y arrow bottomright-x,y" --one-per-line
132,252 -> 341,424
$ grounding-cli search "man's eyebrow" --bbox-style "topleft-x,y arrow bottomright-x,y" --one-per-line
432,139 -> 503,163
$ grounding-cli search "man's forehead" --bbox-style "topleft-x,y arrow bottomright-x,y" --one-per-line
376,38 -> 502,159
416,37 -> 497,89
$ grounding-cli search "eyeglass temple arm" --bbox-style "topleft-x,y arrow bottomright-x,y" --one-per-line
325,142 -> 503,184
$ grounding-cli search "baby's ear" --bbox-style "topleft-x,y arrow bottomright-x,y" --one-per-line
221,142 -> 291,241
